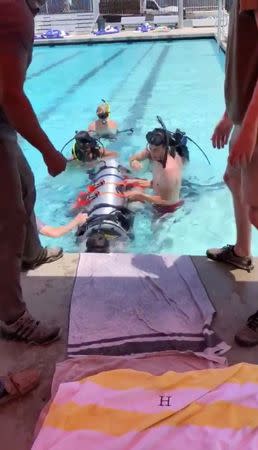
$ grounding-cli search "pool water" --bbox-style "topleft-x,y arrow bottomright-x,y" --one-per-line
23,38 -> 258,255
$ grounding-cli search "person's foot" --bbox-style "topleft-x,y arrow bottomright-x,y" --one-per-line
235,311 -> 258,347
1,311 -> 61,345
22,246 -> 63,271
206,244 -> 254,272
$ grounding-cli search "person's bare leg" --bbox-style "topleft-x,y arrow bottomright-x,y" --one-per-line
224,166 -> 251,257
207,126 -> 252,270
227,126 -> 251,257
235,143 -> 258,346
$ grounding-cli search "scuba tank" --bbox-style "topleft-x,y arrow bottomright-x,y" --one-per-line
76,159 -> 134,252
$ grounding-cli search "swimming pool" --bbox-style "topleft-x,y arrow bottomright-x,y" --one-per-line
24,38 -> 258,255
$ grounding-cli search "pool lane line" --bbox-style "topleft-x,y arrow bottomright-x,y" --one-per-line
27,49 -> 82,80
110,43 -> 155,102
122,45 -> 170,133
39,48 -> 126,123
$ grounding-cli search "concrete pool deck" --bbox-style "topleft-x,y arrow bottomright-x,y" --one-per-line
1,254 -> 258,449
34,26 -> 216,45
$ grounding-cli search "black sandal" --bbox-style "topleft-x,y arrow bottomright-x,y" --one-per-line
206,244 -> 254,272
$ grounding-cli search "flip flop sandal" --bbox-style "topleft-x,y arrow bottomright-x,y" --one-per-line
206,244 -> 254,272
0,368 -> 40,405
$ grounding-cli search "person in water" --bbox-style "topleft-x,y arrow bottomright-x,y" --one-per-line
69,131 -> 117,167
125,128 -> 189,215
88,102 -> 118,139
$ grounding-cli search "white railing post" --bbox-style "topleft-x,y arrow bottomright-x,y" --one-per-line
93,0 -> 99,20
217,0 -> 223,43
140,0 -> 147,14
178,0 -> 184,28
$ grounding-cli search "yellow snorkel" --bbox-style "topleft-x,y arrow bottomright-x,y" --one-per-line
101,98 -> 111,116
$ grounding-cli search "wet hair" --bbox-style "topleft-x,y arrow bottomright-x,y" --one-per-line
146,128 -> 189,162
86,232 -> 110,253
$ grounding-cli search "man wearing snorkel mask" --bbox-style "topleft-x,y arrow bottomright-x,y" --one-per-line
69,131 -> 117,167
125,128 -> 188,215
88,102 -> 118,139
0,0 -> 67,346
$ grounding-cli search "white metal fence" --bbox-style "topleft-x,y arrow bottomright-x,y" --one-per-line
40,0 -> 231,17
38,0 -> 231,36
39,0 -> 93,14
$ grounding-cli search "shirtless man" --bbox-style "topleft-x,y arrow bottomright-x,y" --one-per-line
126,128 -> 188,214
88,102 -> 118,139
0,0 -> 67,345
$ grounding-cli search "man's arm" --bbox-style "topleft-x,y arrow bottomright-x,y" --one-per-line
40,213 -> 88,238
241,8 -> 258,127
134,192 -> 171,205
125,172 -> 175,205
129,149 -> 149,164
124,178 -> 152,189
102,148 -> 118,158
229,8 -> 258,165
0,36 -> 66,176
243,79 -> 258,128
0,41 -> 57,156
88,122 -> 96,132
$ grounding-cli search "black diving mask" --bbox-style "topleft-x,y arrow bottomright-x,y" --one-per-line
146,128 -> 172,167
97,112 -> 109,120
146,129 -> 167,147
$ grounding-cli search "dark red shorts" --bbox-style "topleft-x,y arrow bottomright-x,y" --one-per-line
154,200 -> 184,217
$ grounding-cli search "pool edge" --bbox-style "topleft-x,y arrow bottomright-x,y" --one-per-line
34,27 -> 216,46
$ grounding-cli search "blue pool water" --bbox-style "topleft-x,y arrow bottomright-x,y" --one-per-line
23,38 -> 258,255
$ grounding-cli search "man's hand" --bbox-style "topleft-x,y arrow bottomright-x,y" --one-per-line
135,179 -> 151,188
42,149 -> 67,177
130,160 -> 142,171
229,121 -> 258,167
124,178 -> 150,188
211,113 -> 233,149
124,191 -> 144,202
229,76 -> 258,167
74,213 -> 88,226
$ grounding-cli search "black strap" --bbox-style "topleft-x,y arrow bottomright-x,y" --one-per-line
88,203 -> 131,215
94,173 -> 123,182
94,161 -> 123,176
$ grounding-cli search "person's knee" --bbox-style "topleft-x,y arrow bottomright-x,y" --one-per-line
249,207 -> 258,229
224,171 -> 241,196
